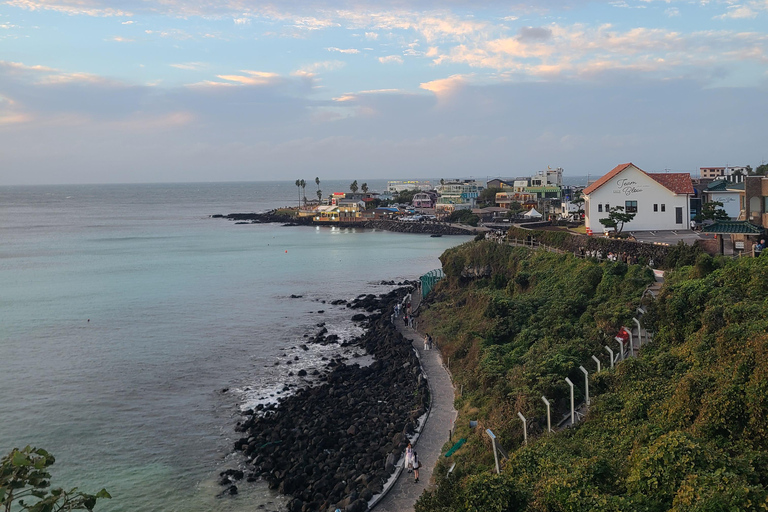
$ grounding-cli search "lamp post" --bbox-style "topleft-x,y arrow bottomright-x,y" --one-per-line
604,346 -> 615,369
617,339 -> 625,361
579,365 -> 590,406
565,377 -> 575,426
517,412 -> 527,445
591,355 -> 601,373
541,396 -> 552,433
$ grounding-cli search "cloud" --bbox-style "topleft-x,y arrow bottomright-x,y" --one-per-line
365,31 -> 378,39
378,55 -> 404,63
714,4 -> 758,18
170,62 -> 207,70
517,26 -> 553,41
419,74 -> 467,96
7,0 -> 131,17
216,70 -> 282,85
326,47 -> 360,53
665,7 -> 680,16
121,20 -> 134,24
108,36 -> 133,42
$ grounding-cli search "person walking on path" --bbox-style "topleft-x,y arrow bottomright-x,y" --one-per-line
412,451 -> 420,483
405,443 -> 414,473
424,334 -> 429,351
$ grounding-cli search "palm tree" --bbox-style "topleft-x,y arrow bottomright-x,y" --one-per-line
316,189 -> 322,203
350,180 -> 358,194
300,179 -> 307,205
295,179 -> 301,208
315,177 -> 320,193
361,183 -> 368,195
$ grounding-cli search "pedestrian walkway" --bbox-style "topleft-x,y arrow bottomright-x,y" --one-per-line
372,321 -> 457,511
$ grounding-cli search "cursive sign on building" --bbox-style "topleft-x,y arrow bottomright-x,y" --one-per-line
613,178 -> 648,196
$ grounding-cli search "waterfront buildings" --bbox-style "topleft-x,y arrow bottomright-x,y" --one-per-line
583,163 -> 694,232
435,180 -> 484,213
387,180 -> 431,194
700,166 -> 748,180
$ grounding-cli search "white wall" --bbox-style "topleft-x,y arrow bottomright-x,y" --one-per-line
708,192 -> 741,219
585,165 -> 690,231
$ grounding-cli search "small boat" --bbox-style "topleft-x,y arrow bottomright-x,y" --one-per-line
430,234 -> 442,237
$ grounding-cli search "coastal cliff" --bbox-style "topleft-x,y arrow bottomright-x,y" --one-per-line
415,241 -> 768,511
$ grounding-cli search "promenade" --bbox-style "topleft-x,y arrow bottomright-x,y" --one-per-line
372,319 -> 457,511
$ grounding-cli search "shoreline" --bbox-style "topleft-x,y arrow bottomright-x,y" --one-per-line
212,212 -> 480,236
225,287 -> 430,512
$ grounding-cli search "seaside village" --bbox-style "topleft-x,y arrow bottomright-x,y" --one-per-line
294,163 -> 768,256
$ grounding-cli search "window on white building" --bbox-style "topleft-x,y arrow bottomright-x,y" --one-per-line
653,204 -> 658,212
625,201 -> 638,213
661,204 -> 666,212
606,203 -> 610,211
598,204 -> 603,213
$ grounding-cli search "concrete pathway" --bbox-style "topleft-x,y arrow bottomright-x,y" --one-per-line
372,321 -> 457,511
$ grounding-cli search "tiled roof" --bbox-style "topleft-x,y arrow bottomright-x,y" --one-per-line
702,221 -> 763,234
583,163 -> 633,195
646,173 -> 695,195
707,180 -> 728,191
583,162 -> 694,196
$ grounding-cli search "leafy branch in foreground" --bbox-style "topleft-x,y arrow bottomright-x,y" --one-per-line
1,446 -> 110,512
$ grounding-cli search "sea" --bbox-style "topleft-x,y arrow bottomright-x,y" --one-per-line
0,180 -> 473,512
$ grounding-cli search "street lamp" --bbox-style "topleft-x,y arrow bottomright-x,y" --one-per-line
486,429 -> 500,474
633,317 -> 642,348
591,355 -> 601,373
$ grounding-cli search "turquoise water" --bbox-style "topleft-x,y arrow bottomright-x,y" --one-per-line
0,182 -> 471,511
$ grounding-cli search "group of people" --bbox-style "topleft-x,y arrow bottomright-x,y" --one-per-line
577,247 -> 645,265
405,443 -> 420,483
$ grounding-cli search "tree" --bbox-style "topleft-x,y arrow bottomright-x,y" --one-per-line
361,182 -> 368,194
507,201 -> 523,216
394,188 -> 420,205
349,180 -> 358,194
571,190 -> 585,218
696,201 -> 730,222
315,176 -> 320,192
1,446 -> 110,512
316,189 -> 322,203
295,179 -> 301,208
440,178 -> 445,186
300,179 -> 307,205
476,187 -> 501,208
756,163 -> 768,176
599,205 -> 635,234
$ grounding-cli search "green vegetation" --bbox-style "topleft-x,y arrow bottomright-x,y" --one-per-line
448,209 -> 479,226
393,188 -> 420,205
599,205 -> 636,234
476,187 -> 502,208
416,241 -> 768,511
1,446 -> 110,512
696,200 -> 730,222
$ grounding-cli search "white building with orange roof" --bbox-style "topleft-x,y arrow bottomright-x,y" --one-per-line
583,163 -> 694,232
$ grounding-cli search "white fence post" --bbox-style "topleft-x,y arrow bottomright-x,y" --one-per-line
604,346 -> 614,369
579,365 -> 590,406
541,396 -> 552,433
591,355 -> 601,373
565,377 -> 575,426
517,412 -> 527,445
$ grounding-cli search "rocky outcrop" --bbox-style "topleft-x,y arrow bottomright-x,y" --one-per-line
230,288 -> 429,512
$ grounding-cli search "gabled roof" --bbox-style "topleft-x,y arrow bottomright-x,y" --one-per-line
583,163 -> 634,195
702,221 -> 763,234
583,163 -> 694,196
707,180 -> 729,191
646,173 -> 695,195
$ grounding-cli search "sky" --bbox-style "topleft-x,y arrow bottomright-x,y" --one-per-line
1,0 -> 767,185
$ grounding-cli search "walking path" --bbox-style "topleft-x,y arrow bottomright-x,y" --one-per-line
372,320 -> 457,511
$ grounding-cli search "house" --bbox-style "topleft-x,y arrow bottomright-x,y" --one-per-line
702,180 -> 742,219
387,180 -> 431,194
700,166 -> 748,180
412,191 -> 437,209
435,180 -> 484,213
530,167 -> 564,187
583,163 -> 694,232
486,178 -> 514,189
